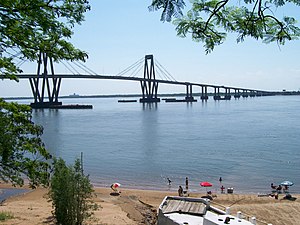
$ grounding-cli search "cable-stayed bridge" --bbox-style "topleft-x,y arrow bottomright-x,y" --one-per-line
16,53 -> 270,108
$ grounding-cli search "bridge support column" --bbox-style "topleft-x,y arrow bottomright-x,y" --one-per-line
185,84 -> 196,102
224,88 -> 231,100
256,91 -> 263,97
249,91 -> 256,97
234,89 -> 241,98
242,90 -> 249,98
201,86 -> 208,100
139,55 -> 160,103
214,87 -> 231,100
30,52 -> 62,108
213,87 -> 221,100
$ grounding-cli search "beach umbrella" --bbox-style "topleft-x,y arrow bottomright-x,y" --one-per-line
281,181 -> 294,186
200,181 -> 213,193
111,183 -> 121,192
200,182 -> 213,187
112,183 -> 121,188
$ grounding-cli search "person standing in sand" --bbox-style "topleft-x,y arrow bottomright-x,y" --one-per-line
167,177 -> 172,185
178,186 -> 183,196
185,177 -> 189,191
221,185 -> 225,194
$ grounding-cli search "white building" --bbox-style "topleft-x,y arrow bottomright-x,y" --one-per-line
158,196 -> 271,225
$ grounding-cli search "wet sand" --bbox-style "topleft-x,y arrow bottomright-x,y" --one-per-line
0,184 -> 299,225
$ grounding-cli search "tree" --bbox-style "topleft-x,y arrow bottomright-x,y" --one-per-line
0,0 -> 90,187
48,158 -> 98,225
0,99 -> 51,187
0,0 -> 91,80
149,0 -> 300,53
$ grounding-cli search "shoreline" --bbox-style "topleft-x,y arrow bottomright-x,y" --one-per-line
91,181 -> 300,195
1,182 -> 298,201
0,184 -> 300,225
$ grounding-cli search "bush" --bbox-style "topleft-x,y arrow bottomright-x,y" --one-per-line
48,158 -> 98,225
0,211 -> 14,221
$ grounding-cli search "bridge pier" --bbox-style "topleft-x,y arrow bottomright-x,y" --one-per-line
29,52 -> 62,108
139,55 -> 160,103
201,86 -> 208,100
213,87 -> 221,100
224,88 -> 231,100
242,90 -> 249,98
249,91 -> 256,97
214,87 -> 231,100
234,89 -> 241,98
256,91 -> 263,97
185,84 -> 196,102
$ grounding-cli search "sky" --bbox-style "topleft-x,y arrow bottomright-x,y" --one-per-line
1,0 -> 300,97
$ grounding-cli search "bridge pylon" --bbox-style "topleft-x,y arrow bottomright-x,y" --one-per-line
29,52 -> 62,108
139,55 -> 160,103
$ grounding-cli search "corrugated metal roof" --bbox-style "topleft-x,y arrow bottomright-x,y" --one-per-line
161,198 -> 207,215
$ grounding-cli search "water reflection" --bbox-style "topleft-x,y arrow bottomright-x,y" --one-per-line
142,102 -> 158,111
32,109 -> 62,156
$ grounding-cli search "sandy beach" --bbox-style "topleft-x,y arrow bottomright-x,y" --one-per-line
0,184 -> 299,225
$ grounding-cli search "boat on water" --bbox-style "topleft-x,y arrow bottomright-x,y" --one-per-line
118,99 -> 137,103
50,104 -> 93,109
158,196 -> 264,225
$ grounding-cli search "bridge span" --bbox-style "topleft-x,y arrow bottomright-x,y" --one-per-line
16,53 -> 269,108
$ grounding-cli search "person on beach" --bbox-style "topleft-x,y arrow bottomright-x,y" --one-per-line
271,183 -> 277,190
185,177 -> 189,190
283,185 -> 289,192
178,186 -> 183,196
276,185 -> 282,193
221,185 -> 225,194
219,177 -> 222,183
167,177 -> 172,185
269,192 -> 279,199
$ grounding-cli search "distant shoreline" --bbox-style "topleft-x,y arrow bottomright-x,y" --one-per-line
3,90 -> 300,100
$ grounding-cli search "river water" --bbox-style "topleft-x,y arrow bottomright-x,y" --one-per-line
24,95 -> 300,194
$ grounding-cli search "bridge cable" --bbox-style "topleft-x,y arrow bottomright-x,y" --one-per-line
130,63 -> 144,78
156,59 -> 177,81
117,57 -> 144,76
10,51 -> 30,71
154,66 -> 166,80
155,59 -> 177,81
73,61 -> 98,76
65,61 -> 81,74
59,60 -> 77,75
155,65 -> 172,81
116,57 -> 144,77
15,58 -> 27,68
7,49 -> 21,58
155,63 -> 171,81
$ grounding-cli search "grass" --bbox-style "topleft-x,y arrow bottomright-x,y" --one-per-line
0,211 -> 14,221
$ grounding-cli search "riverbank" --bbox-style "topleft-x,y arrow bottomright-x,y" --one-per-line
0,184 -> 299,225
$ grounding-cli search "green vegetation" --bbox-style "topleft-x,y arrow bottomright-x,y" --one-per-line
48,158 -> 98,225
0,0 -> 90,80
0,0 -> 90,188
0,211 -> 14,221
149,0 -> 300,53
0,99 -> 51,188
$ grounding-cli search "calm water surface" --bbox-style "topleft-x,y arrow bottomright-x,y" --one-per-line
29,95 -> 300,194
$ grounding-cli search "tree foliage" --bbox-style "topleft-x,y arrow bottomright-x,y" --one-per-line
0,0 -> 90,188
48,158 -> 98,225
0,0 -> 91,80
149,0 -> 300,53
0,99 -> 51,187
